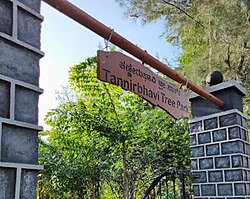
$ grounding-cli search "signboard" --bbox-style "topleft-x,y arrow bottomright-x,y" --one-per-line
97,50 -> 189,119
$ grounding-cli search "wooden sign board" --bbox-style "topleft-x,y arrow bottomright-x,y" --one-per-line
97,50 -> 189,119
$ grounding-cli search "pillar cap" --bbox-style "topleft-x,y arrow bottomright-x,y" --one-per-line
189,80 -> 246,100
189,80 -> 246,117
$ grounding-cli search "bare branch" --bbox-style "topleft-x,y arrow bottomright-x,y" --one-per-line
236,42 -> 247,79
162,0 -> 204,27
237,54 -> 245,75
243,41 -> 250,50
226,44 -> 231,69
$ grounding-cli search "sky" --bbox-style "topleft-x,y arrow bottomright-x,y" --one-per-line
39,0 -> 181,128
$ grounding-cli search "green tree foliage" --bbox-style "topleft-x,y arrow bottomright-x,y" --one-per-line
115,0 -> 250,113
38,56 -> 190,198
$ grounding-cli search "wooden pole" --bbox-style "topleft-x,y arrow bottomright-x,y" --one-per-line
42,0 -> 224,108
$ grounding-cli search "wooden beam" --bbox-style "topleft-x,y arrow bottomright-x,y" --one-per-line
42,0 -> 224,108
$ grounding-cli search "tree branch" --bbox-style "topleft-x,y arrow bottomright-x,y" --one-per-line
243,41 -> 250,50
103,83 -> 122,133
237,54 -> 245,77
225,44 -> 231,68
104,178 -> 120,198
246,9 -> 250,22
162,0 -> 204,27
236,42 -> 247,79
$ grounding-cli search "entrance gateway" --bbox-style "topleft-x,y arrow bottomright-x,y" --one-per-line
1,0 -> 248,198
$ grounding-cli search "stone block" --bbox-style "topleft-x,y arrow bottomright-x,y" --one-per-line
0,79 -> 10,118
17,8 -> 41,48
213,129 -> 227,142
191,146 -> 204,158
0,39 -> 40,86
191,159 -> 198,170
20,169 -> 38,199
221,141 -> 244,154
17,0 -> 41,12
15,85 -> 39,124
243,156 -> 248,168
247,183 -> 250,195
219,113 -> 241,127
190,134 -> 197,146
225,169 -> 243,181
192,171 -> 207,183
242,117 -> 248,129
245,143 -> 250,156
204,117 -> 218,130
198,132 -> 211,144
234,183 -> 246,196
247,171 -> 250,181
201,184 -> 216,196
217,184 -> 233,196
0,167 -> 16,199
243,169 -> 247,181
215,156 -> 230,168
190,121 -> 202,133
195,197 -> 209,199
208,171 -> 223,182
0,0 -> 12,35
1,124 -> 38,164
228,127 -> 241,140
193,185 -> 200,196
241,129 -> 247,141
232,155 -> 243,168
206,144 -> 220,156
199,158 -> 213,169
243,129 -> 249,142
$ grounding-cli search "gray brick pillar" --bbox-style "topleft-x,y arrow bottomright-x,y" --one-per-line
189,81 -> 250,198
0,0 -> 43,198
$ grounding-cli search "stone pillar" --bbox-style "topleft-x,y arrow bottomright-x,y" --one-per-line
189,80 -> 250,198
0,0 -> 43,198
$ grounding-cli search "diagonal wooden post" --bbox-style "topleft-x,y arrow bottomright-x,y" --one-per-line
42,0 -> 224,108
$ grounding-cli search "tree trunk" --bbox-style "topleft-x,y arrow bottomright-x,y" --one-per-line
122,140 -> 130,199
92,183 -> 97,199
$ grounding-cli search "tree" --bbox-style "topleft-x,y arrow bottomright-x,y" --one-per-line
38,56 -> 190,198
115,0 -> 250,113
